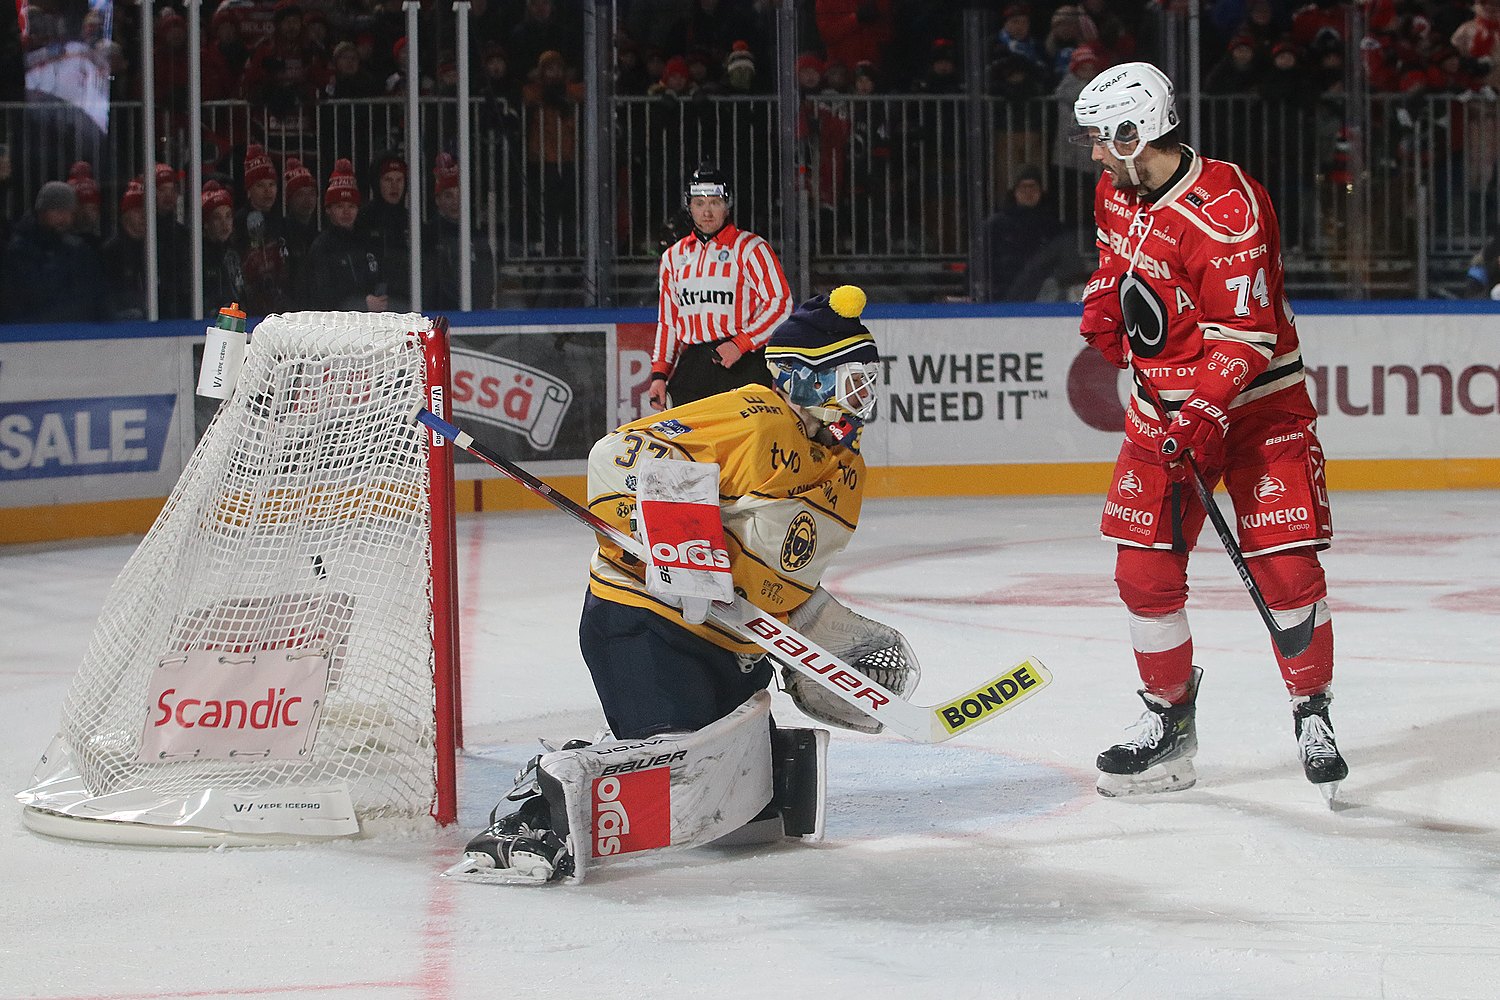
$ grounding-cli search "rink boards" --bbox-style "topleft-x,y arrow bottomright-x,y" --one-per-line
3,303 -> 1498,543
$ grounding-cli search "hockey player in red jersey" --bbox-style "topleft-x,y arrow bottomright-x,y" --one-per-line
1073,62 -> 1347,801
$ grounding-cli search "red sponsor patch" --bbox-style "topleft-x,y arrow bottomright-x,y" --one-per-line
1200,190 -> 1253,238
639,499 -> 731,571
592,768 -> 671,858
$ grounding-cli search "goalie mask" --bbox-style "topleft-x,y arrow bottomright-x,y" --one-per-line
765,286 -> 880,448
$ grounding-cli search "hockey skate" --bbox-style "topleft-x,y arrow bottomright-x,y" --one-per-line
443,794 -> 575,885
443,742 -> 587,885
1293,691 -> 1348,807
1096,667 -> 1202,797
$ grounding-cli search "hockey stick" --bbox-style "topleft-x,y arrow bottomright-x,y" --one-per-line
1135,378 -> 1316,658
413,407 -> 1050,743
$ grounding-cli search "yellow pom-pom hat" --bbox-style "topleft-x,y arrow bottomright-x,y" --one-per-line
765,285 -> 877,371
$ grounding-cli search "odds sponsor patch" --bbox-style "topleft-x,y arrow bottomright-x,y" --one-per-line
937,660 -> 1051,735
592,768 -> 672,858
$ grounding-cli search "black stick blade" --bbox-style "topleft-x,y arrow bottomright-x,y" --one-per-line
1271,608 -> 1317,659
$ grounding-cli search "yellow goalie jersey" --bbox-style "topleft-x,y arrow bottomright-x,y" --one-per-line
587,386 -> 866,653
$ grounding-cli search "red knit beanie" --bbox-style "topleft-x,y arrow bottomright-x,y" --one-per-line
244,144 -> 276,190
201,179 -> 233,215
284,156 -> 315,197
67,161 -> 100,206
324,158 -> 361,207
121,177 -> 146,214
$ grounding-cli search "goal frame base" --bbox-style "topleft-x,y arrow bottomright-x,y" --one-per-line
20,806 -> 361,848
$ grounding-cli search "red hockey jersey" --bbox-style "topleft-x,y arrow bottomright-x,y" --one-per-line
1081,149 -> 1315,452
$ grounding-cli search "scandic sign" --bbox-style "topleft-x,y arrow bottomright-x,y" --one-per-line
138,648 -> 332,762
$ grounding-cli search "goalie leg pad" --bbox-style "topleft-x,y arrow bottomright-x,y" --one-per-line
709,725 -> 828,846
539,690 -> 775,882
772,726 -> 828,841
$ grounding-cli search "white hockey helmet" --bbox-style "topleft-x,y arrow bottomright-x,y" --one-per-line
1072,61 -> 1179,147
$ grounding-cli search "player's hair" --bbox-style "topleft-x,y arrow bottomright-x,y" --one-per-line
1147,127 -> 1182,153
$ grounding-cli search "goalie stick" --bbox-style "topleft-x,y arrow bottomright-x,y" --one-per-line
413,407 -> 1050,743
1138,377 -> 1316,659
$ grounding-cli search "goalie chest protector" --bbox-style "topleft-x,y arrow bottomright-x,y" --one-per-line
586,388 -> 866,651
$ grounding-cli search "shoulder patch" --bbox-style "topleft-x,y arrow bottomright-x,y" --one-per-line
1200,189 -> 1254,238
650,419 -> 692,437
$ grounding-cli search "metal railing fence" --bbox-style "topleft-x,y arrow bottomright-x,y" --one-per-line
1,90 -> 1496,315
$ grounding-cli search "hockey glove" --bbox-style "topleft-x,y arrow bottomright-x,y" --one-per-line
659,592 -> 715,625
1157,341 -> 1260,476
1159,396 -> 1230,479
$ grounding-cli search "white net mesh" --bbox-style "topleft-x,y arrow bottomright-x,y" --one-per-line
53,312 -> 440,822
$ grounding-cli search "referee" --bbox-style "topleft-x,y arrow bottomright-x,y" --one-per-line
648,163 -> 793,410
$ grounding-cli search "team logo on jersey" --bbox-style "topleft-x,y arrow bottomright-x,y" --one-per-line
1201,190 -> 1253,238
1117,469 -> 1144,500
780,511 -> 817,571
1119,272 -> 1169,359
1254,474 -> 1287,504
717,250 -> 730,262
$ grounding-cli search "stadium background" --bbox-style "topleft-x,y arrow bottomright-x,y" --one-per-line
3,0 -> 1498,541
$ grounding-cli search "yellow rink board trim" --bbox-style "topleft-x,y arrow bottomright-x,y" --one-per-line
937,658 -> 1053,735
7,457 -> 1500,544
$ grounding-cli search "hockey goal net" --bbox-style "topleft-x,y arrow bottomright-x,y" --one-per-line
18,312 -> 460,844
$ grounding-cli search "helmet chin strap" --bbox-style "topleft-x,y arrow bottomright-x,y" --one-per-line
1109,138 -> 1145,187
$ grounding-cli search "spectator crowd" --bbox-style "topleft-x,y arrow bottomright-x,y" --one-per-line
4,0 -> 1500,318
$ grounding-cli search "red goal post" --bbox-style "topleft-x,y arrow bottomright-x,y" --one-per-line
18,312 -> 461,844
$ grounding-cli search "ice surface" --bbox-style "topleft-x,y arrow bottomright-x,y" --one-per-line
3,491 -> 1497,1000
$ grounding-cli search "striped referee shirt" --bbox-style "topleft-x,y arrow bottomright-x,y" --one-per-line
652,223 -> 793,379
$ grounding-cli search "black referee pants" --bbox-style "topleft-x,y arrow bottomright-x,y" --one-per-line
665,341 -> 772,406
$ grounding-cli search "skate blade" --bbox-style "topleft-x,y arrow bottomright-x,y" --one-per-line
441,852 -> 557,886
1097,757 -> 1198,797
1316,779 -> 1342,809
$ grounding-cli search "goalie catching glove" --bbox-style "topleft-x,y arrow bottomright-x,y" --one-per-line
780,587 -> 921,734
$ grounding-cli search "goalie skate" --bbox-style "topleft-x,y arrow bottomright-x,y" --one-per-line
442,797 -> 574,886
1096,667 -> 1201,798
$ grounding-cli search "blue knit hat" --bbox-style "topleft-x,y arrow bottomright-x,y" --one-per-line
765,286 -> 877,371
